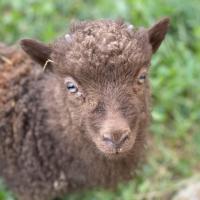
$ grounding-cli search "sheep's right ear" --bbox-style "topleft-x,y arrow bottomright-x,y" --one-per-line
20,39 -> 52,67
148,17 -> 170,53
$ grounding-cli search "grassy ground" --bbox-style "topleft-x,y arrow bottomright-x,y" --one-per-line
0,0 -> 200,199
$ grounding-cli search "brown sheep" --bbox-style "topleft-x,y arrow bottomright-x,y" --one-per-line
0,18 -> 170,200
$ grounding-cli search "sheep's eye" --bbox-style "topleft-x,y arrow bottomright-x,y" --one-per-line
66,82 -> 78,93
138,74 -> 146,84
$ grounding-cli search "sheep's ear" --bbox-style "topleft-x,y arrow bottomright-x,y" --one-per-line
20,39 -> 52,66
148,17 -> 170,53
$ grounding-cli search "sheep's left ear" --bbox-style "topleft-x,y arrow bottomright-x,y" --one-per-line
148,17 -> 170,53
20,39 -> 52,67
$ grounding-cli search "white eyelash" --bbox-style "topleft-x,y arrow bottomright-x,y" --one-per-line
76,92 -> 82,97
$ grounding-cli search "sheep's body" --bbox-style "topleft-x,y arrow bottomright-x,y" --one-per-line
0,19 -> 169,200
0,44 -> 144,200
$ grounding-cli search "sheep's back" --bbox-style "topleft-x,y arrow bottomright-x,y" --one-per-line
0,43 -> 34,160
0,43 -> 51,199
0,43 -> 36,113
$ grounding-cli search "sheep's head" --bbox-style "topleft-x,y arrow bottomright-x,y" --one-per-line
20,18 -> 169,158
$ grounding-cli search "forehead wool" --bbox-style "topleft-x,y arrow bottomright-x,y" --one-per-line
52,20 -> 152,76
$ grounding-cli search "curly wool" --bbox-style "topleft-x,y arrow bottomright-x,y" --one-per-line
53,20 -> 151,76
0,37 -> 146,200
0,18 -> 169,200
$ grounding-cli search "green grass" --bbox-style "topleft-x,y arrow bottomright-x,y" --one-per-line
0,0 -> 200,199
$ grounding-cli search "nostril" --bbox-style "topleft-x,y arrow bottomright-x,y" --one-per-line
113,131 -> 129,144
102,134 -> 113,145
103,135 -> 111,142
119,132 -> 129,144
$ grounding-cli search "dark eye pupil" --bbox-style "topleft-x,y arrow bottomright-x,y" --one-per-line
138,74 -> 146,84
67,82 -> 78,93
139,75 -> 146,80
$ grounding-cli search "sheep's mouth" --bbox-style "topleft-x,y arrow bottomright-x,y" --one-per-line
102,149 -> 131,159
96,142 -> 134,159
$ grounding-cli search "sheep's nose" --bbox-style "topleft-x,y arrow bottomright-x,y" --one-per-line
103,131 -> 129,148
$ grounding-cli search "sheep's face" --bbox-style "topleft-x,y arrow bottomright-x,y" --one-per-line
61,64 -> 150,157
20,18 -> 169,158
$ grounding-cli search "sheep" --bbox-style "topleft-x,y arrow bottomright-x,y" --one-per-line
0,18 -> 170,200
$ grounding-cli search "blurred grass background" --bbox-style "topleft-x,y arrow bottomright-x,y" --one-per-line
0,0 -> 200,199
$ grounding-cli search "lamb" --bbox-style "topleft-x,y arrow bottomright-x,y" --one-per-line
0,18 -> 169,200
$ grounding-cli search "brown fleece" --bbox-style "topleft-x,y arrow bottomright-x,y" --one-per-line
0,18 -> 169,200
